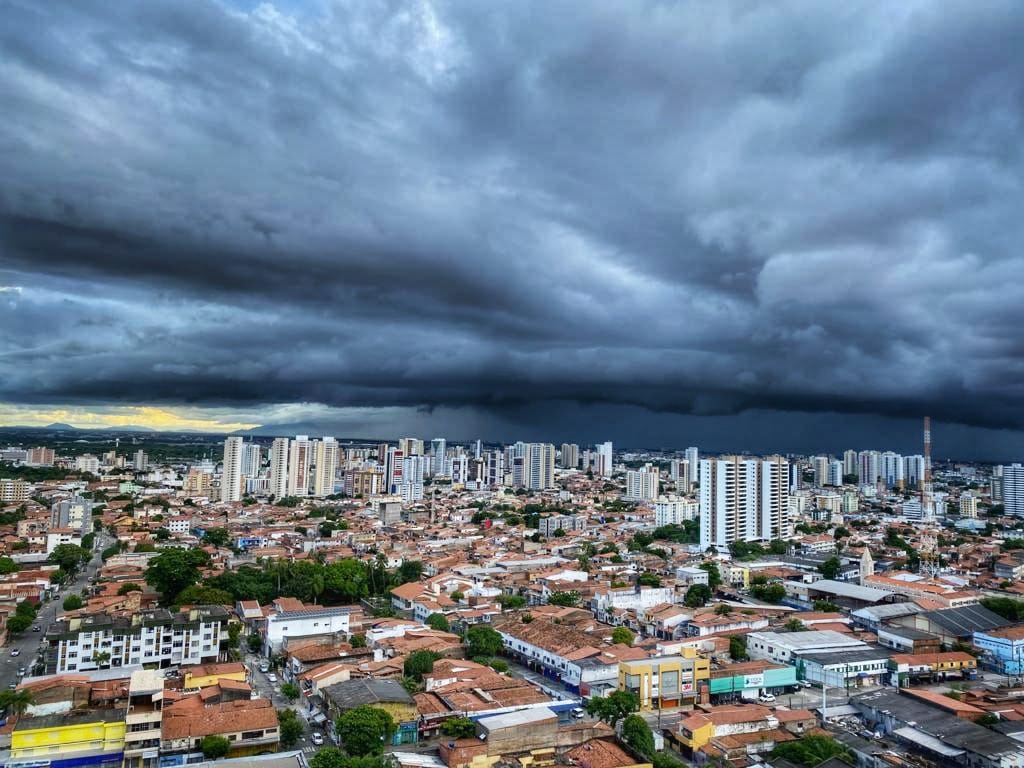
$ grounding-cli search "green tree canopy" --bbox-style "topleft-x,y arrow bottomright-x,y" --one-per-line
0,557 -> 18,574
48,544 -> 90,575
200,735 -> 230,759
278,708 -> 305,748
62,594 -> 83,611
404,650 -> 442,681
548,591 -> 581,607
336,705 -> 395,756
425,613 -> 450,632
144,548 -> 210,601
173,584 -> 234,607
818,556 -> 842,580
698,561 -> 722,589
771,734 -> 851,767
202,527 -> 231,548
117,583 -> 142,595
611,627 -> 635,645
684,584 -> 712,607
585,690 -> 638,726
622,714 -> 655,759
440,717 -> 476,739
466,625 -> 503,658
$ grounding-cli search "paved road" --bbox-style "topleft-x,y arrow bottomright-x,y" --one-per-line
0,534 -> 108,690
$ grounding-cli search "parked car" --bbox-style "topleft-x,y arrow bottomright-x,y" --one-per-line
17,668 -> 25,677
312,732 -> 324,746
9,649 -> 19,657
571,708 -> 585,719
267,673 -> 278,683
799,680 -> 813,688
758,693 -> 776,703
32,626 -> 40,632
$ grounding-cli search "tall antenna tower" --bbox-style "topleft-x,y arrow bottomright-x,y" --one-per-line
922,416 -> 932,514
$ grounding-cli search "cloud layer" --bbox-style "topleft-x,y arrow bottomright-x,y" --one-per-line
2,1 -> 1024,445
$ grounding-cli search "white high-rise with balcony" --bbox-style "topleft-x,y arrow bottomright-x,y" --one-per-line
1002,464 -> 1024,517
313,437 -> 339,497
269,437 -> 289,499
699,455 -> 789,552
222,436 -> 244,502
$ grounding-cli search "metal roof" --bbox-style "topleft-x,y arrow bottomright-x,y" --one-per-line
920,604 -> 1011,636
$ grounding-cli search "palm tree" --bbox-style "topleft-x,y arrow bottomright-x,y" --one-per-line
0,689 -> 34,717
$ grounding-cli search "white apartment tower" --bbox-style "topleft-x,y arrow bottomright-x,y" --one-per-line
670,459 -> 691,488
1002,464 -> 1024,517
560,443 -> 580,470
596,441 -> 614,478
241,442 -> 262,478
430,438 -> 447,477
626,463 -> 660,501
524,443 -> 556,490
221,436 -> 244,502
843,450 -> 859,479
313,437 -> 339,497
858,450 -> 881,486
287,436 -> 313,496
269,437 -> 290,499
828,460 -> 844,487
881,452 -> 904,488
699,455 -> 790,552
134,450 -> 148,471
903,455 -> 925,489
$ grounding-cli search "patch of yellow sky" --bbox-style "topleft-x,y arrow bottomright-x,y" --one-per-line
0,405 -> 258,433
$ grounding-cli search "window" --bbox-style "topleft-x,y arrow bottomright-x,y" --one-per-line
242,730 -> 264,740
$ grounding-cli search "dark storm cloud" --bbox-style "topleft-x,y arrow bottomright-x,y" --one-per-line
2,0 -> 1024,442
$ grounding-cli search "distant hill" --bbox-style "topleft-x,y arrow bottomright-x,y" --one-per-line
44,422 -> 77,431
102,425 -> 157,432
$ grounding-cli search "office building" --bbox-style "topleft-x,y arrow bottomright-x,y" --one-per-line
314,437 -> 339,497
1003,464 -> 1024,517
788,463 -> 801,493
903,455 -> 925,489
269,437 -> 289,499
858,450 -> 881,486
699,455 -> 789,551
523,443 -> 556,490
626,463 -> 660,501
221,436 -> 244,502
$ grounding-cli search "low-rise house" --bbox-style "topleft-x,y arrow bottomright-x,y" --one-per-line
261,597 -> 352,654
161,698 -> 280,758
322,678 -> 419,746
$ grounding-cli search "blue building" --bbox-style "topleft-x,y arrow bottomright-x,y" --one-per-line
974,626 -> 1024,674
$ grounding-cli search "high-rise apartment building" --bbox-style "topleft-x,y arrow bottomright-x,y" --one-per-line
0,479 -> 29,504
595,441 -> 613,478
75,454 -> 100,474
269,438 -> 290,499
430,438 -> 447,477
1002,464 -> 1024,517
828,460 -> 844,487
959,493 -> 978,518
25,447 -> 55,466
858,450 -> 881,486
685,447 -> 699,486
812,456 -> 829,487
654,496 -> 699,526
134,450 -> 148,471
524,443 -> 556,490
626,463 -> 660,501
881,452 -> 904,488
788,463 -> 802,493
903,455 -> 925,489
670,459 -> 690,488
222,436 -> 244,502
287,436 -> 313,496
314,437 -> 339,497
485,451 -> 505,487
398,437 -> 424,457
560,443 -> 580,470
843,450 -> 859,479
699,455 -> 789,552
241,442 -> 262,478
383,445 -> 404,493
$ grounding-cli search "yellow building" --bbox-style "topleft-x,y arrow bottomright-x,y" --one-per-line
726,564 -> 750,589
619,653 -> 711,710
183,661 -> 248,690
10,708 -> 126,768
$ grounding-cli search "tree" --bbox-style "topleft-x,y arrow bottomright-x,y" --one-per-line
397,560 -> 424,584
684,584 -> 712,607
818,556 -> 842,580
173,584 -> 234,606
202,527 -> 231,548
6,614 -> 31,633
585,690 -> 638,726
440,717 -> 476,739
466,625 -> 503,658
715,603 -> 732,616
336,705 -> 395,756
350,634 -> 367,648
699,561 -> 722,589
425,613 -> 450,632
0,557 -> 17,574
0,689 -> 33,716
63,594 -> 83,611
117,583 -> 142,596
729,635 -> 748,661
248,632 -> 262,653
813,600 -> 840,613
784,618 -> 806,632
611,627 -> 635,646
637,572 -> 661,587
404,650 -> 442,680
281,682 -> 300,701
771,734 -> 851,767
155,528 -> 171,540
49,569 -> 66,584
622,714 -> 655,759
548,591 -> 581,607
48,544 -> 90,576
750,582 -> 787,603
278,708 -> 305,748
497,595 -> 526,610
200,734 -> 231,759
144,548 -> 210,601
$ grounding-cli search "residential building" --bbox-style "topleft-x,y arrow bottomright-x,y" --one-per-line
322,678 -> 418,746
134,450 -> 148,471
430,438 -> 447,477
537,514 -> 586,537
0,477 -> 29,503
25,446 -> 55,466
161,698 -> 280,759
654,496 -> 699,526
626,463 -> 660,501
596,441 -> 614,478
398,437 -> 424,457
241,441 -> 262,479
123,669 -> 164,768
960,493 -> 978,518
269,437 -> 289,499
699,455 -> 789,551
222,436 -> 244,502
261,597 -> 352,654
9,709 -> 127,768
1002,463 -> 1024,517
75,454 -> 100,474
560,443 -> 580,470
51,496 -> 94,535
286,436 -> 313,496
313,437 -> 339,497
44,606 -> 229,674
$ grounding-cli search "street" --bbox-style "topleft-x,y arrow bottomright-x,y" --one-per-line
0,533 -> 108,691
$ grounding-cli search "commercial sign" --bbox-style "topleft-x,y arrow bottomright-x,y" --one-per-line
743,674 -> 764,689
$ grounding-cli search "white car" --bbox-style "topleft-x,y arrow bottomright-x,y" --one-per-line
267,673 -> 278,683
9,649 -> 19,657
311,732 -> 324,746
758,693 -> 776,703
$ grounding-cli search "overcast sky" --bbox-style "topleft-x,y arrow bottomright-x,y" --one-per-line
1,1 -> 1023,458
